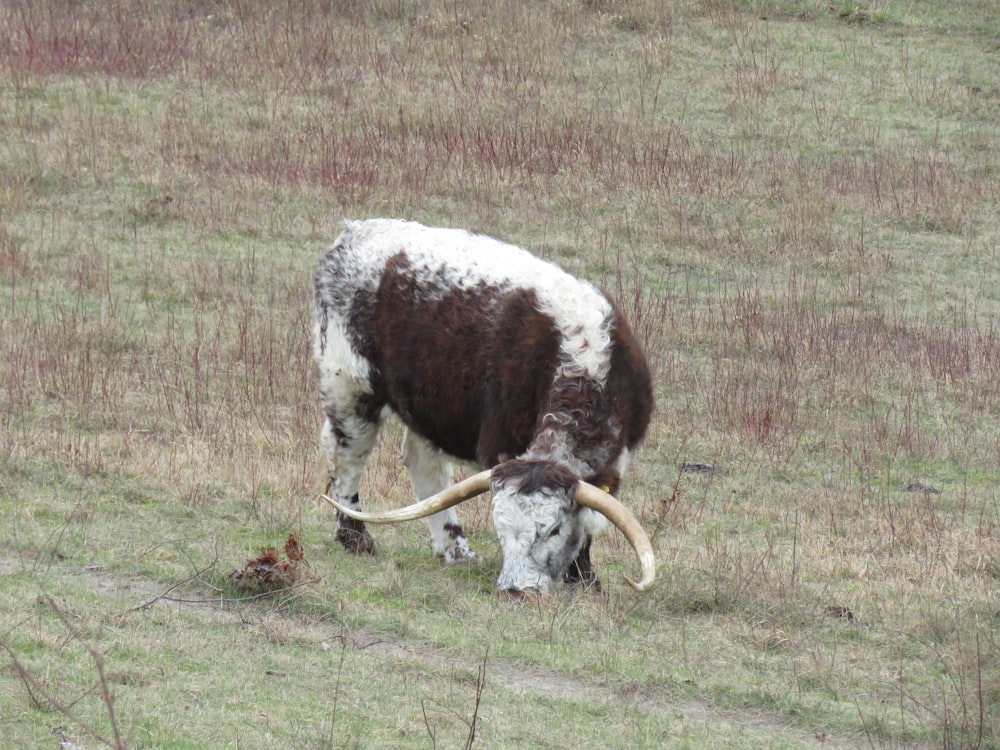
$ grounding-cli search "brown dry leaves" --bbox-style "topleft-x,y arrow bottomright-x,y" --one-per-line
228,534 -> 310,594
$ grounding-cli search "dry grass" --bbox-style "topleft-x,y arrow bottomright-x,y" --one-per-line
1,1 -> 999,748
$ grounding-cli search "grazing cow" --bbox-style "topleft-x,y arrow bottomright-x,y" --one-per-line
315,219 -> 655,598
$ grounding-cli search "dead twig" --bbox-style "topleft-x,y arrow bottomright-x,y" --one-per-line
465,649 -> 488,750
421,700 -> 438,750
420,649 -> 488,749
154,575 -> 322,605
1,594 -> 134,749
125,552 -> 220,615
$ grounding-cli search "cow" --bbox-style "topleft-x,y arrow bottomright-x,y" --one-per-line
315,219 -> 655,599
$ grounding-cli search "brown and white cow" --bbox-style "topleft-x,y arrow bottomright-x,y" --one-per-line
315,219 -> 655,598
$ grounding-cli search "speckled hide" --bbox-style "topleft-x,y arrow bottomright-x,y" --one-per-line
314,219 -> 653,593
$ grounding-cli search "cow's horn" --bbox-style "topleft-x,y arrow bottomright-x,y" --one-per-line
573,482 -> 655,591
321,470 -> 493,522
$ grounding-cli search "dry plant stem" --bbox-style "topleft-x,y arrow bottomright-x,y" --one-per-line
1,595 -> 133,750
421,701 -> 438,750
1,640 -> 48,711
465,649 -> 488,750
125,552 -> 220,615
158,576 -> 322,606
29,498 -> 89,577
324,627 -> 351,749
420,649 -> 488,750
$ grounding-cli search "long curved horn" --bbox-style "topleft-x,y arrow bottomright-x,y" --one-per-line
574,483 -> 655,591
321,470 -> 493,523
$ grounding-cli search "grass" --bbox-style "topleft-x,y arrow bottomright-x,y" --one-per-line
2,0 -> 999,747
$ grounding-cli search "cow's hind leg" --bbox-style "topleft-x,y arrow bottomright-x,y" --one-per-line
321,410 -> 381,555
402,430 -> 476,564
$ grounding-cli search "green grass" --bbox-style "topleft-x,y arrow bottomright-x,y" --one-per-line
2,1 -> 999,748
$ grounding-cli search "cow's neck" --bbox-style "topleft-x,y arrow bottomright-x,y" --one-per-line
522,427 -> 598,480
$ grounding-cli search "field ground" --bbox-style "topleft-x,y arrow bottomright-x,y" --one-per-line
1,1 -> 999,748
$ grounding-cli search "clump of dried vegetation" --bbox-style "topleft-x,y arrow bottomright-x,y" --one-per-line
228,534 -> 309,594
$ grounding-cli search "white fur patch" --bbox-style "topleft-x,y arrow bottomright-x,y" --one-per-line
339,219 -> 615,383
314,311 -> 375,434
314,313 -> 372,385
491,487 -> 567,592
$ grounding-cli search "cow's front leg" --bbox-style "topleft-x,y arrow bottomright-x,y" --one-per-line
322,414 -> 379,555
330,490 -> 376,555
563,536 -> 601,591
402,430 -> 476,563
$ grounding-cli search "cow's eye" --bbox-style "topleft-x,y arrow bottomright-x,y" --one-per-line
546,524 -> 562,540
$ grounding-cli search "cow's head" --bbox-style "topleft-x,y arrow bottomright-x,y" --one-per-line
322,460 -> 654,598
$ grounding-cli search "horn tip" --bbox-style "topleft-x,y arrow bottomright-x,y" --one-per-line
624,551 -> 656,591
624,574 -> 655,591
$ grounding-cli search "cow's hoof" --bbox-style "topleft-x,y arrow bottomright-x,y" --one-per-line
336,518 -> 376,555
441,538 -> 476,565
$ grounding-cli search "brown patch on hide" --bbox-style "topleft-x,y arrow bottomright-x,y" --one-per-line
477,289 -> 562,465
373,264 -> 562,466
605,302 -> 654,451
373,253 -> 509,461
229,535 -> 309,593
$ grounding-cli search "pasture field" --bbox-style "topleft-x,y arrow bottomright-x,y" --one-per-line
1,1 -> 999,747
